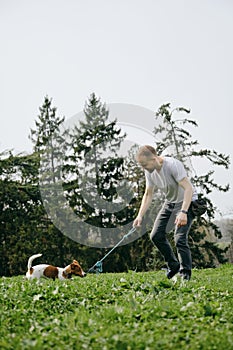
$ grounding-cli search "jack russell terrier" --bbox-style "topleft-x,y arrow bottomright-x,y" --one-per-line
26,253 -> 86,280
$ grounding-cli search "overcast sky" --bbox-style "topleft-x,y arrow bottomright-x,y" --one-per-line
1,0 -> 232,216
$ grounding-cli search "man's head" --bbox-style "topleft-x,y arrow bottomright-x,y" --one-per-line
136,145 -> 161,173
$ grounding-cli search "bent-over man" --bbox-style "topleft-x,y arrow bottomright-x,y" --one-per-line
133,145 -> 197,281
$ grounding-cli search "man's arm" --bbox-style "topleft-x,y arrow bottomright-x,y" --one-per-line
133,186 -> 154,227
175,177 -> 193,227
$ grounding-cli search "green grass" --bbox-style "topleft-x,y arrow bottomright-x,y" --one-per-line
1,265 -> 233,350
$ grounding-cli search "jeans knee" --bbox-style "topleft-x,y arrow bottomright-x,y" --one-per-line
150,230 -> 163,245
175,234 -> 187,248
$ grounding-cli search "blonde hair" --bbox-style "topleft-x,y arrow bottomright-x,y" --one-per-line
136,145 -> 157,160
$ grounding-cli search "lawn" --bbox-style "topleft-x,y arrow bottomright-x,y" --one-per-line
1,264 -> 233,350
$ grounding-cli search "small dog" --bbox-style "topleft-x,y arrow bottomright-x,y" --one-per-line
26,253 -> 86,280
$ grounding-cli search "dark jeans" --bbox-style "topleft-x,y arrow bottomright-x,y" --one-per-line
150,201 -> 194,271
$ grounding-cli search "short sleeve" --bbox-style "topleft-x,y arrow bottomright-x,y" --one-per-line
172,159 -> 187,182
145,170 -> 155,188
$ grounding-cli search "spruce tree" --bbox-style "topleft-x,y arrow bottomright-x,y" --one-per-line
64,93 -> 133,248
29,96 -> 74,266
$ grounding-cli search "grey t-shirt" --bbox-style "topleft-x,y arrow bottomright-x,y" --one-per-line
145,156 -> 197,203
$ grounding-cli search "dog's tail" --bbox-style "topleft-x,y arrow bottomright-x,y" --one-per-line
27,253 -> 42,270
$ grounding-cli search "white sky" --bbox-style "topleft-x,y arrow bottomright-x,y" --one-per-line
0,0 -> 233,216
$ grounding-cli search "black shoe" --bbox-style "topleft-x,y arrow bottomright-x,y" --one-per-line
167,264 -> 180,279
180,269 -> 191,281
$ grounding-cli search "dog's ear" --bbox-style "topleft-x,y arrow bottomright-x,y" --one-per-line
73,260 -> 78,264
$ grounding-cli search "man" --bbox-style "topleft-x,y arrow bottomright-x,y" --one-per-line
133,145 -> 197,280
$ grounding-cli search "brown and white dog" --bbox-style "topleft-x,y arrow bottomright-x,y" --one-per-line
26,253 -> 86,280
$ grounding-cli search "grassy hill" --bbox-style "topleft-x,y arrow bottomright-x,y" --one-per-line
1,264 -> 233,349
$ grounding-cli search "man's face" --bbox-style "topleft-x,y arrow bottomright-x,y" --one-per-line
137,155 -> 157,173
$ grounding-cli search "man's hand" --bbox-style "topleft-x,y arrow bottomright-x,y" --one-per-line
175,212 -> 188,228
133,216 -> 143,227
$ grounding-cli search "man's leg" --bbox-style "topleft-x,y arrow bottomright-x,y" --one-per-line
174,209 -> 194,280
150,202 -> 180,274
